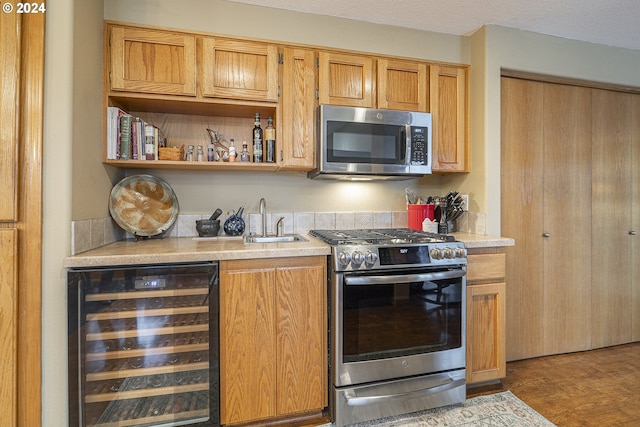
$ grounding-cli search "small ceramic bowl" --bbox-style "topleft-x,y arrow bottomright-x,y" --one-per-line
196,219 -> 220,237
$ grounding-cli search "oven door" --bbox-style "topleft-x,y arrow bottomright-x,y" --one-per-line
332,266 -> 466,387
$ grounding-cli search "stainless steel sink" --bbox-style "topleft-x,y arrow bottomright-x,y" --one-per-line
243,234 -> 308,244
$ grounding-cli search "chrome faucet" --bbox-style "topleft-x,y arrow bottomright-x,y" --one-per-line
259,197 -> 267,237
276,216 -> 285,237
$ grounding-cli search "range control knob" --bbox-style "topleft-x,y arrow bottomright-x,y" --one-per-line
454,247 -> 466,258
430,248 -> 443,260
337,251 -> 351,266
364,251 -> 378,265
351,251 -> 364,266
443,248 -> 455,259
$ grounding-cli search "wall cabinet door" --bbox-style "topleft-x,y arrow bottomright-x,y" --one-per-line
591,89 -> 633,348
202,38 -> 278,102
377,58 -> 428,112
466,251 -> 506,385
279,47 -> 316,171
430,65 -> 468,172
219,257 -> 327,425
318,52 -> 374,108
109,26 -> 196,95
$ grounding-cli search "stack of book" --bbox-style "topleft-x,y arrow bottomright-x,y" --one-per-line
107,107 -> 166,161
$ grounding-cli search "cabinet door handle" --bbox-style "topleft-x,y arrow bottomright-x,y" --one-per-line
542,232 -> 551,238
630,231 -> 638,236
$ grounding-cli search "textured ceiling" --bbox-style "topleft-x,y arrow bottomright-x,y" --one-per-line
228,0 -> 640,51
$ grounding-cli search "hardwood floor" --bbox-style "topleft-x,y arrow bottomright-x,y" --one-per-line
469,342 -> 640,426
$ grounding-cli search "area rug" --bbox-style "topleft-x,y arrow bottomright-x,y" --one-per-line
331,391 -> 555,426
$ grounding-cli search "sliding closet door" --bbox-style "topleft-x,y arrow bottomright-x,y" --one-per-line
591,89 -> 633,348
501,77 -> 545,361
541,83 -> 592,355
501,77 -> 592,360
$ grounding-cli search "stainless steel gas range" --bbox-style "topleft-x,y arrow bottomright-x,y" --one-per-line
309,228 -> 467,427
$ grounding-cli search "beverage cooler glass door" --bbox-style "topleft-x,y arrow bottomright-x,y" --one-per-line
68,262 -> 219,427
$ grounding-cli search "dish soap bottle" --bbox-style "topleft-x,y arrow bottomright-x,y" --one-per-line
240,141 -> 250,162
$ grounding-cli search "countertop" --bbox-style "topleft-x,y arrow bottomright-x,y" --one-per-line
63,234 -> 331,268
63,231 -> 514,268
452,232 -> 515,249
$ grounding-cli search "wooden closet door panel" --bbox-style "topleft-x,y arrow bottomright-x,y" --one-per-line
0,229 -> 17,427
0,12 -> 19,221
591,89 -> 633,348
542,84 -> 592,354
633,95 -> 640,342
501,77 -> 545,361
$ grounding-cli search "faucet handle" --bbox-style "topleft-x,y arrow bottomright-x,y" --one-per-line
276,216 -> 285,237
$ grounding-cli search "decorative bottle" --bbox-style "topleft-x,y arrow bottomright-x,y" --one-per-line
252,113 -> 263,163
240,141 -> 250,162
265,116 -> 275,163
228,138 -> 237,162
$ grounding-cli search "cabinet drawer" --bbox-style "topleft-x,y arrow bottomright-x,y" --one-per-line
467,253 -> 506,283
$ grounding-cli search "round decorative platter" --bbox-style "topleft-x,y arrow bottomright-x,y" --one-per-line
109,174 -> 179,237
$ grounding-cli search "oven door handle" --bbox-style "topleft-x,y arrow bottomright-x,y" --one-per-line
344,377 -> 466,406
344,269 -> 465,286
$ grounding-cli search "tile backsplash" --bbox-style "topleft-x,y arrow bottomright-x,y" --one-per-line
71,210 -> 487,255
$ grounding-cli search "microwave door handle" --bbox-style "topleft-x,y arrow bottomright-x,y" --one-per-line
403,124 -> 411,163
344,269 -> 466,286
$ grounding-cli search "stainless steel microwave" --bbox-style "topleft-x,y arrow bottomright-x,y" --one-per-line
308,105 -> 432,180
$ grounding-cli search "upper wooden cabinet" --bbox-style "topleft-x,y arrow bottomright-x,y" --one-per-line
318,52 -> 429,112
430,64 -> 469,172
104,22 -> 469,174
318,52 -> 374,108
279,47 -> 317,170
202,38 -> 279,102
377,58 -> 428,112
109,26 -> 197,96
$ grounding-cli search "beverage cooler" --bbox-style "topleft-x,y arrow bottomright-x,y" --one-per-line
68,262 -> 219,427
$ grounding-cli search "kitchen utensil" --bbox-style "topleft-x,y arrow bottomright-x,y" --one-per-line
195,219 -> 220,237
109,174 -> 179,238
209,208 -> 222,221
405,188 -> 418,204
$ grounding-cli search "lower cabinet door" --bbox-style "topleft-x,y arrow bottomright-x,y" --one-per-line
466,281 -> 506,384
220,257 -> 327,425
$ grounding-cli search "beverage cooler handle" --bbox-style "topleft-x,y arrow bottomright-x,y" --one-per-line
344,269 -> 465,286
344,377 -> 466,406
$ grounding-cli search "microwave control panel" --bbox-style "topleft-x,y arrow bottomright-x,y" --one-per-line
409,127 -> 428,165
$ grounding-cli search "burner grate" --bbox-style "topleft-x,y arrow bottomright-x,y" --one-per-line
309,228 -> 454,245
